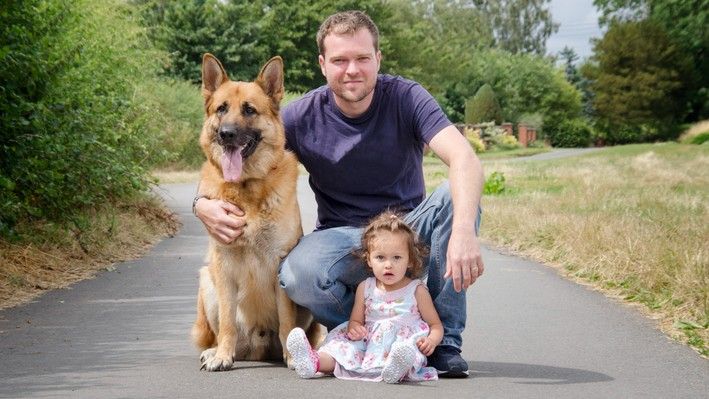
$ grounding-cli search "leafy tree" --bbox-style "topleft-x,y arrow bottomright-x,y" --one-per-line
473,0 -> 559,55
135,0 -> 269,84
382,0 -> 493,120
582,20 -> 694,143
593,0 -> 649,25
383,0 -> 492,92
465,84 -> 503,124
135,0 -> 394,92
131,0 -> 578,132
593,0 -> 708,119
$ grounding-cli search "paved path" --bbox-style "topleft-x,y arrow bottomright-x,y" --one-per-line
0,177 -> 706,398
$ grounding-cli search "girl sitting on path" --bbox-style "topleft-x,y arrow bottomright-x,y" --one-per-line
287,211 -> 442,383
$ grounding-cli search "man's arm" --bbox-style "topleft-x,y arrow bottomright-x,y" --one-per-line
428,125 -> 485,292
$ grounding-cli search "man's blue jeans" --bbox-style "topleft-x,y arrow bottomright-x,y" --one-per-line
278,181 -> 481,349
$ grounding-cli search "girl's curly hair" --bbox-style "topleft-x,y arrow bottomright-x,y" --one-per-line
355,210 -> 428,278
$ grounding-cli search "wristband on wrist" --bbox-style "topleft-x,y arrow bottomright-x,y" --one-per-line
192,195 -> 210,216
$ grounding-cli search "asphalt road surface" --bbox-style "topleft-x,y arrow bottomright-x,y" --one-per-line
0,174 -> 706,398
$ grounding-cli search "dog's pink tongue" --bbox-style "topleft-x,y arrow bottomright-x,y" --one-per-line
221,147 -> 243,182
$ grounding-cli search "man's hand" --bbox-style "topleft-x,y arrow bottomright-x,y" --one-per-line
194,198 -> 246,245
444,227 -> 484,292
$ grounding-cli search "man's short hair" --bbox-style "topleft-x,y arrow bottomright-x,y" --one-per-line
316,10 -> 380,55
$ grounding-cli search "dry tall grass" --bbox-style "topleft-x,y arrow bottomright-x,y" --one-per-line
0,196 -> 179,309
425,143 -> 708,356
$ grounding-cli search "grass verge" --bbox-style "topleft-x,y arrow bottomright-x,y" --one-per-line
0,194 -> 179,309
425,143 -> 708,356
477,146 -> 551,160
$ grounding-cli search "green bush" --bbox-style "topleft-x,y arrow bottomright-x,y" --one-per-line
490,134 -> 520,151
136,78 -> 204,169
465,84 -> 503,124
687,131 -> 709,145
484,171 -> 506,195
547,119 -> 593,148
690,132 -> 709,145
463,127 -> 486,153
442,49 -> 582,129
594,123 -> 674,145
0,0 -> 165,238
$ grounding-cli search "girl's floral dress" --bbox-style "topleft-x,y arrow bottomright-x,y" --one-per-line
318,277 -> 438,381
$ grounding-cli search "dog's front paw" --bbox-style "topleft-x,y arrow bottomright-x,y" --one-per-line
201,355 -> 235,372
199,348 -> 217,364
200,348 -> 234,372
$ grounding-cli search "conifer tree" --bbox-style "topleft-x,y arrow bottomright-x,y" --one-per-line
465,84 -> 503,124
582,20 -> 693,143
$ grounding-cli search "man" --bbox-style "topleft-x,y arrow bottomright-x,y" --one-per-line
194,10 -> 484,377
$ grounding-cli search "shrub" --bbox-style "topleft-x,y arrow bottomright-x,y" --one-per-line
518,113 -> 544,130
687,132 -> 709,145
473,122 -> 520,151
484,171 -> 506,195
136,78 -> 204,169
548,119 -> 593,148
491,134 -> 521,151
463,127 -> 486,153
465,84 -> 503,124
679,121 -> 709,145
0,0 -> 165,238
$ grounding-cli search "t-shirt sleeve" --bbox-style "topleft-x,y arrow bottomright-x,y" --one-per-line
407,83 -> 452,144
281,103 -> 298,154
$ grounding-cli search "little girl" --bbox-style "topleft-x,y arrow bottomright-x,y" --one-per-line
287,211 -> 442,383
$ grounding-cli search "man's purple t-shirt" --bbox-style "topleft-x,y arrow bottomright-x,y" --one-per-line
282,74 -> 451,230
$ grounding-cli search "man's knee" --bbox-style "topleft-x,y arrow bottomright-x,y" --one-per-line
432,180 -> 452,208
278,244 -> 312,302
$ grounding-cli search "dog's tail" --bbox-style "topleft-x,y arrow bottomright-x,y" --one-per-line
192,285 -> 216,349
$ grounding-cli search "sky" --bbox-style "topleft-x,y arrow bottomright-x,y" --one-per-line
546,0 -> 605,60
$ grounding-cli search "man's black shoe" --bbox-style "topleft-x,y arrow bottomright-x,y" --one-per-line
427,345 -> 469,378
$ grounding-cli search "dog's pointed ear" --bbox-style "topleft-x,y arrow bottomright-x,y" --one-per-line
256,56 -> 284,106
202,53 -> 228,100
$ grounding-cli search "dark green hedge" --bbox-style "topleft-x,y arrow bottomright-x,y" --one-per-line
0,0 -> 165,238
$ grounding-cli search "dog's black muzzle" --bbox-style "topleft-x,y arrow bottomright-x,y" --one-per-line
217,124 -> 263,159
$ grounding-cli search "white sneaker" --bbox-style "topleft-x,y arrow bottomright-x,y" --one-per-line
381,342 -> 416,383
286,328 -> 319,379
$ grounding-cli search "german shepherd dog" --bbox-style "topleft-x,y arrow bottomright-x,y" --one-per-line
192,54 -> 319,371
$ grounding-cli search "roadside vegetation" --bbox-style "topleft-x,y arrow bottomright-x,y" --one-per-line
0,0 -> 186,308
425,143 -> 708,356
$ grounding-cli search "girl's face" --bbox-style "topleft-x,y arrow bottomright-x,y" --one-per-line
367,230 -> 411,290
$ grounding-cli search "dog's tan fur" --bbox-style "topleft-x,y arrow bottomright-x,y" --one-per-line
191,54 -> 319,371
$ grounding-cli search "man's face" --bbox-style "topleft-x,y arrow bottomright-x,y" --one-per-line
318,28 -> 381,108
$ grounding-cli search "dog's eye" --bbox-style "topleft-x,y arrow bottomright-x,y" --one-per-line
216,103 -> 228,116
242,103 -> 258,116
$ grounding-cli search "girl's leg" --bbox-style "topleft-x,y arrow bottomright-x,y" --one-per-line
286,328 -> 336,378
381,342 -> 417,384
286,328 -> 320,378
317,352 -> 336,374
